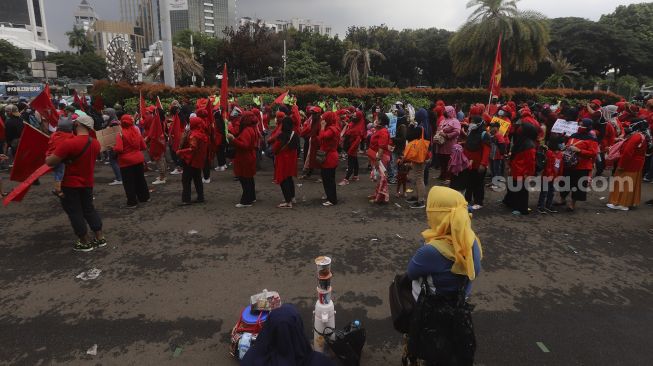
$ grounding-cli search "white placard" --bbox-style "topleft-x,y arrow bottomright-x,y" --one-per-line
551,119 -> 579,136
169,0 -> 188,11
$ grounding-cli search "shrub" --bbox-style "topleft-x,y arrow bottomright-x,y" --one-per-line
92,81 -> 622,111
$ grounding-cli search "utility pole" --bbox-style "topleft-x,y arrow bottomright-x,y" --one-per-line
160,0 -> 176,87
190,33 -> 196,86
282,39 -> 287,84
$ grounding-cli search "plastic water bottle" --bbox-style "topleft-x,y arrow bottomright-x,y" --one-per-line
352,320 -> 361,329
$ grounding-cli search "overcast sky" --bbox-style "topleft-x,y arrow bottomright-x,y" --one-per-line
46,0 -> 649,50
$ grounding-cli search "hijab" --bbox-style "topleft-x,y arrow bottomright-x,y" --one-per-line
415,108 -> 431,138
189,116 -> 209,143
465,116 -> 487,152
119,114 -> 142,148
241,304 -> 333,366
279,116 -> 298,150
570,118 -> 597,141
422,186 -> 482,280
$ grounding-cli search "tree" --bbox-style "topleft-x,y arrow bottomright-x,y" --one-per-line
46,51 -> 107,80
145,47 -> 203,85
0,40 -> 29,80
173,29 -> 228,85
342,47 -> 385,87
600,3 -> 653,43
541,51 -> 580,88
66,26 -> 94,54
449,0 -> 549,78
285,50 -> 338,86
224,23 -> 284,84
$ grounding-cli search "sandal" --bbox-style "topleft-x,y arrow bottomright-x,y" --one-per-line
51,190 -> 64,198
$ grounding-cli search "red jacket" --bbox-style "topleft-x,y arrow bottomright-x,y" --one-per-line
618,133 -> 647,172
232,125 -> 258,177
567,137 -> 599,171
344,120 -> 365,157
369,127 -> 391,158
272,137 -> 298,183
510,148 -> 536,179
463,143 -> 490,170
318,115 -> 341,169
47,131 -> 73,155
177,134 -> 208,169
542,150 -> 564,179
600,122 -> 616,152
114,125 -> 146,168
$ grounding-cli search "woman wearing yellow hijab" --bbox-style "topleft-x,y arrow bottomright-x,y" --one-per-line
407,186 -> 483,300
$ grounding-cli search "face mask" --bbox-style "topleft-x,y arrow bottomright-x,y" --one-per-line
498,110 -> 506,117
559,143 -> 565,150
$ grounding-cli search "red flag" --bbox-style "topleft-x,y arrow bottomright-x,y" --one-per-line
3,164 -> 53,206
30,84 -> 59,127
9,123 -> 50,182
0,114 -> 5,141
274,91 -> 289,105
73,90 -> 85,112
488,35 -> 502,99
220,63 -> 229,120
148,113 -> 166,161
170,113 -> 183,151
92,95 -> 104,112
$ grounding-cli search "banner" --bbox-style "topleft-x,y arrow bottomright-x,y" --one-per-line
491,116 -> 511,137
96,126 -> 121,152
9,123 -> 50,182
551,119 -> 579,136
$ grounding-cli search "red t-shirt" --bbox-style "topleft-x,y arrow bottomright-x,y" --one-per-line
53,135 -> 101,188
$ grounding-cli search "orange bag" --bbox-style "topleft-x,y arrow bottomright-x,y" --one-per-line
403,129 -> 430,163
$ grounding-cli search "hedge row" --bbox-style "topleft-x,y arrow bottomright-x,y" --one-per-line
92,80 -> 622,112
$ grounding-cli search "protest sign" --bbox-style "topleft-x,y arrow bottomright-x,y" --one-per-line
491,117 -> 511,136
97,126 -> 121,152
551,119 -> 579,136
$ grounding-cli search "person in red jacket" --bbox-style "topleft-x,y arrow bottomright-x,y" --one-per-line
578,99 -> 602,121
177,116 -> 208,205
503,117 -> 539,215
300,107 -> 322,180
368,113 -> 392,204
594,114 -> 616,176
318,111 -> 341,206
537,137 -> 564,214
462,116 -> 490,210
558,119 -> 600,212
113,114 -> 150,208
339,110 -> 366,185
228,111 -> 259,207
607,120 -> 649,211
270,117 -> 299,208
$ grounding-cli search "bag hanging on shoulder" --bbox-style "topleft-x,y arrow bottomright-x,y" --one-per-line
607,139 -> 626,162
389,272 -> 416,334
404,129 -> 430,164
563,140 -> 580,168
407,277 -> 476,366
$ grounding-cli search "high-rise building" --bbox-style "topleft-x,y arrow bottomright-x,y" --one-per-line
239,17 -> 333,37
0,0 -> 57,59
120,0 -> 160,48
74,0 -> 99,32
170,0 -> 236,39
93,20 -> 146,63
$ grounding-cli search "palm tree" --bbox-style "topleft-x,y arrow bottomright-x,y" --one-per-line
145,47 -> 204,85
449,0 -> 549,78
542,51 -> 581,88
342,47 -> 386,87
66,26 -> 94,54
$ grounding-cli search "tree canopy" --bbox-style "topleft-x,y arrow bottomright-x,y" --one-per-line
66,26 -> 95,54
46,52 -> 107,80
0,40 -> 29,81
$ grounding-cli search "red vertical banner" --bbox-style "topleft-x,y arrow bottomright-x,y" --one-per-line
220,63 -> 229,120
488,34 -> 503,99
73,90 -> 85,112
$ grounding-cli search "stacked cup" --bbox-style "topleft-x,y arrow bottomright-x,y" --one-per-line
315,256 -> 332,304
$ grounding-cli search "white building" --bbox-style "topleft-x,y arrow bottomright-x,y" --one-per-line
0,0 -> 58,59
74,0 -> 99,32
141,41 -> 163,76
239,17 -> 332,37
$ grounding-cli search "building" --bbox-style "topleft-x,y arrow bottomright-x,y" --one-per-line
92,20 -> 146,62
239,17 -> 332,37
0,0 -> 58,59
74,0 -> 99,32
120,0 -> 160,49
170,0 -> 237,38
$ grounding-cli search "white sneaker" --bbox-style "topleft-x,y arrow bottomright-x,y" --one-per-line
214,165 -> 227,172
235,203 -> 252,208
202,178 -> 211,184
322,201 -> 334,207
338,179 -> 349,186
170,168 -> 182,175
108,180 -> 122,186
616,205 -> 629,211
152,178 -> 166,185
472,204 -> 483,210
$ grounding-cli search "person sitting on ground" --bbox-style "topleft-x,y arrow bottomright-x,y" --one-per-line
241,304 -> 334,366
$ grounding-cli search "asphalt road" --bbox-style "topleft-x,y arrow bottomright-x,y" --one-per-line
1,157 -> 652,366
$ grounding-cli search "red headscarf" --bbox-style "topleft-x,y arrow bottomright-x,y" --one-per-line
189,116 -> 208,143
119,114 -> 142,147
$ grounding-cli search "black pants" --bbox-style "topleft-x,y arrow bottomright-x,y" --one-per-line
239,177 -> 256,204
61,187 -> 102,238
216,145 -> 226,167
538,180 -> 555,209
503,178 -> 529,214
438,153 -> 451,180
170,145 -> 182,167
345,155 -> 359,180
203,156 -> 211,180
595,153 -> 606,176
560,169 -> 590,202
464,169 -> 485,206
321,168 -> 337,204
280,177 -> 295,203
182,164 -> 204,203
120,163 -> 150,206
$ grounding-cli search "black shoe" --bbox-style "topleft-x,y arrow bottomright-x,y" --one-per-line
537,207 -> 547,214
646,199 -> 653,206
92,238 -> 107,248
124,204 -> 137,209
193,199 -> 205,204
544,207 -> 558,214
410,201 -> 426,209
406,196 -> 418,203
73,241 -> 94,252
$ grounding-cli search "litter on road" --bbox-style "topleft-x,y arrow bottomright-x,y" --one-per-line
76,268 -> 102,281
86,344 -> 97,356
536,342 -> 550,353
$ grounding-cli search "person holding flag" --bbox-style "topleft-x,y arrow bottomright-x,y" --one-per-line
45,115 -> 105,252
